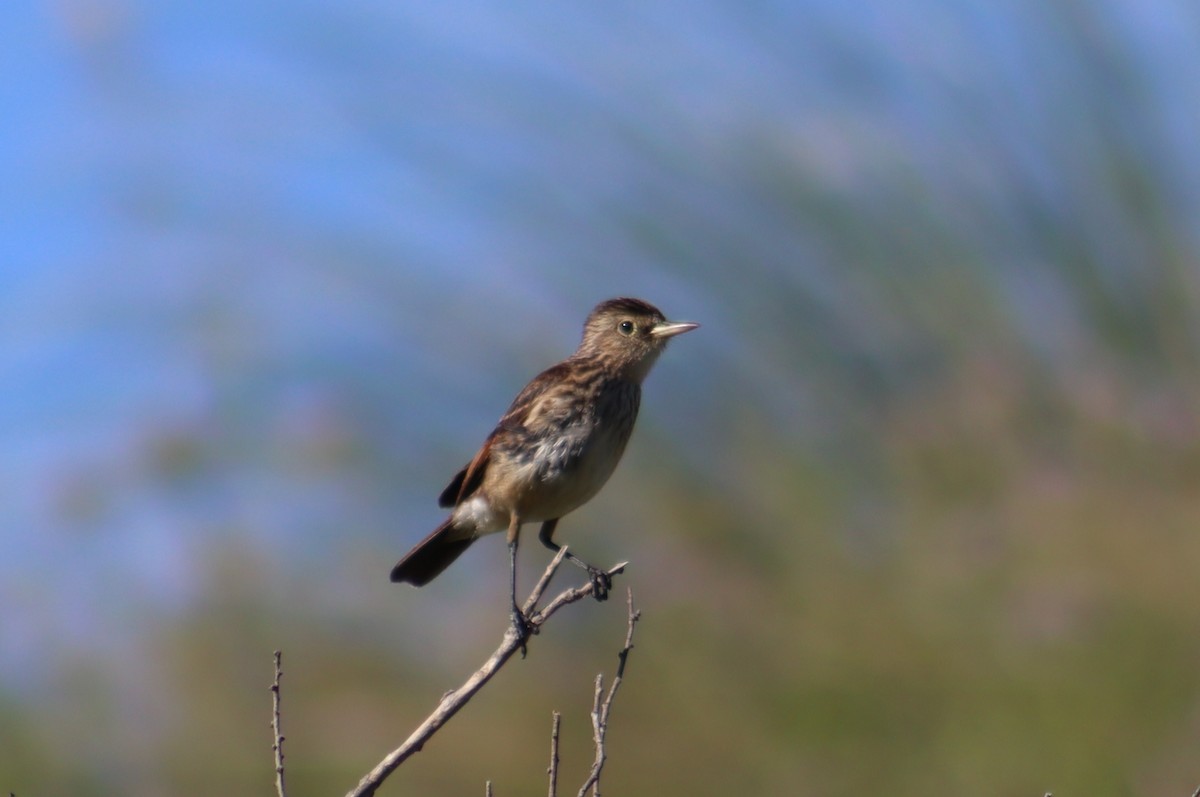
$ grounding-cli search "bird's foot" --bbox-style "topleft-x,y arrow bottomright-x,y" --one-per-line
587,567 -> 613,602
510,605 -> 537,658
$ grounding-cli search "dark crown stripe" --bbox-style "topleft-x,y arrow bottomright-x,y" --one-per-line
591,297 -> 664,319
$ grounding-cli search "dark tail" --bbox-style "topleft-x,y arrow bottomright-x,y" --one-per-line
390,519 -> 475,586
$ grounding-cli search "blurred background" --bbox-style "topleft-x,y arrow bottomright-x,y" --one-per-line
4,1 -> 1200,795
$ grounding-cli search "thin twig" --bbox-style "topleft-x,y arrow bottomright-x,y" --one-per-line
547,711 -> 562,797
585,674 -> 604,796
271,650 -> 287,797
485,780 -> 494,797
344,549 -> 627,797
576,589 -> 640,797
524,548 -> 569,615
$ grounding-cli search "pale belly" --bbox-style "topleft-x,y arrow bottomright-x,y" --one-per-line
451,421 -> 631,535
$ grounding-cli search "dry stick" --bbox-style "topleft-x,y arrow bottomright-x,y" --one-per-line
576,589 -> 640,797
485,781 -> 494,797
344,548 -> 628,797
270,650 -> 287,797
547,711 -> 562,797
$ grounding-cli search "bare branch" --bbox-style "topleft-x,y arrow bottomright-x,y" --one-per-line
270,650 -> 287,797
524,548 -> 570,615
583,674 -> 604,797
576,589 -> 640,797
344,548 -> 627,797
547,711 -> 562,797
485,780 -> 494,797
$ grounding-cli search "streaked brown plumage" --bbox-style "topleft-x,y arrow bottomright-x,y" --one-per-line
390,297 -> 697,641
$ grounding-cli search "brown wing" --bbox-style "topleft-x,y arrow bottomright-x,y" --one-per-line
437,439 -> 491,507
437,465 -> 470,508
436,361 -> 574,508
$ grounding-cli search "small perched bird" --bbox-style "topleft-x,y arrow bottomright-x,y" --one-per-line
391,297 -> 697,641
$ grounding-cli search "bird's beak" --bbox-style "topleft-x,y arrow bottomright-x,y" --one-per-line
650,320 -> 700,339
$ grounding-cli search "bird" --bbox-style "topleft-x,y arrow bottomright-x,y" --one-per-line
390,297 -> 698,643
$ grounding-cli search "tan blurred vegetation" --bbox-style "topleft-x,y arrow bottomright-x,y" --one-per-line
8,340 -> 1200,796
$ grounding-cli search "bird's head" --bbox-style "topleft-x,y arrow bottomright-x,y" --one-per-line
577,297 -> 698,381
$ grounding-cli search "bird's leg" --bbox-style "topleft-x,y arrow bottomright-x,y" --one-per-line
507,514 -> 534,656
537,519 -> 612,602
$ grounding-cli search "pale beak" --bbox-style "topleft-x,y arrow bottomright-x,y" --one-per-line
650,320 -> 700,339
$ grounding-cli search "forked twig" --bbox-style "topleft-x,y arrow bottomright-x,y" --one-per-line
344,548 -> 627,797
576,589 -> 640,797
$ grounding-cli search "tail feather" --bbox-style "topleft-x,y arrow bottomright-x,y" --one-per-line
390,519 -> 475,586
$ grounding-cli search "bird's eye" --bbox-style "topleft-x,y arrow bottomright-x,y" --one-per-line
618,320 -> 635,336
